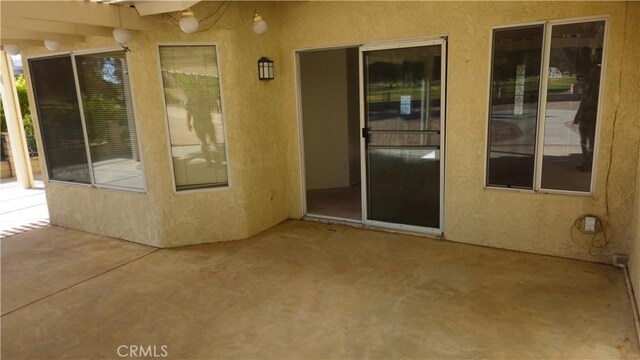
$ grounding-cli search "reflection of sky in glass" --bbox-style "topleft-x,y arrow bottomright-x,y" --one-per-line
10,54 -> 21,66
10,55 -> 23,75
421,151 -> 437,159
101,58 -> 120,84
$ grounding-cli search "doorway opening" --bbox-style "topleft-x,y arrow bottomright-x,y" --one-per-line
298,47 -> 361,221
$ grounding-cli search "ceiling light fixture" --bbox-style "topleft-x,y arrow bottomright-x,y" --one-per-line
3,45 -> 20,56
252,11 -> 268,35
113,28 -> 132,44
44,40 -> 61,52
179,9 -> 199,34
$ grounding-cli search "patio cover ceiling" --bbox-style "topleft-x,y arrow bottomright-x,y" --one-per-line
0,0 -> 200,47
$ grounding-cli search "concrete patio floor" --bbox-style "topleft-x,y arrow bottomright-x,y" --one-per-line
1,220 -> 639,359
0,177 -> 48,238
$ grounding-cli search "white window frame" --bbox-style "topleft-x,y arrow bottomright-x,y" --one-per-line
156,42 -> 232,194
27,47 -> 147,193
485,16 -> 608,196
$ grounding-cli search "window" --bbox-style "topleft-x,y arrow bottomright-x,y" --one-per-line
487,25 -> 544,189
29,50 -> 144,190
158,45 -> 228,191
30,55 -> 91,183
487,20 -> 606,194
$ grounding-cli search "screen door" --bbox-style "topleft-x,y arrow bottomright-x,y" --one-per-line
360,39 -> 446,234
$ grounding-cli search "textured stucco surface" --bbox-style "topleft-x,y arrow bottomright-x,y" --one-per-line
20,1 -> 640,262
278,1 -> 640,263
631,139 -> 640,310
625,1 -> 640,314
22,2 -> 289,247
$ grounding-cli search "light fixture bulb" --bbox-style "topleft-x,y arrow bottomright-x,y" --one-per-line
4,44 -> 20,56
44,40 -> 61,52
179,10 -> 199,33
112,28 -> 132,44
252,12 -> 268,35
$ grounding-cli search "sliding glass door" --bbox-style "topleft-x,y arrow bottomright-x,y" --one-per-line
361,39 -> 446,234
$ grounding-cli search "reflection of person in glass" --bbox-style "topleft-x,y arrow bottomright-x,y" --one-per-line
573,47 -> 601,172
186,78 -> 218,166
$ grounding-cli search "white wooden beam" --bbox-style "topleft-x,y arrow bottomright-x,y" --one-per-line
0,39 -> 43,47
3,18 -> 114,38
132,1 -> 200,16
0,28 -> 85,43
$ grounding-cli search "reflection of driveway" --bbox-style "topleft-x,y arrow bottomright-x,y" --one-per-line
490,105 -> 538,157
544,101 -> 581,155
92,158 -> 144,189
171,144 -> 228,187
490,101 -> 582,156
491,120 -> 524,142
166,105 -> 225,146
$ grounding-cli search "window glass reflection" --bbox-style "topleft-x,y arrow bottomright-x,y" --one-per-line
159,45 -> 228,190
29,56 -> 91,183
364,46 -> 442,135
76,51 -> 144,190
363,44 -> 443,229
486,26 -> 544,188
540,21 -> 604,192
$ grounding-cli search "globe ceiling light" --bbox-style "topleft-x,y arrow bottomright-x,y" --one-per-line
252,12 -> 268,35
44,40 -> 61,52
113,28 -> 132,44
3,44 -> 20,56
179,10 -> 199,34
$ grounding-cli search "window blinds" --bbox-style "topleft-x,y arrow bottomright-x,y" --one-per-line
28,51 -> 143,190
159,45 -> 228,190
29,55 -> 91,183
76,51 -> 143,190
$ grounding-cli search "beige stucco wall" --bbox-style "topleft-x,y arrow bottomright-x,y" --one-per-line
279,1 -> 640,263
622,1 -> 640,314
21,1 -> 640,263
23,1 -> 289,247
631,138 -> 640,309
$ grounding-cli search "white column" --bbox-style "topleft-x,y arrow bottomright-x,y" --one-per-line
0,50 -> 34,188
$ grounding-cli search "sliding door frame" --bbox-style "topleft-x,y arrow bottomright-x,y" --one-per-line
359,38 -> 447,236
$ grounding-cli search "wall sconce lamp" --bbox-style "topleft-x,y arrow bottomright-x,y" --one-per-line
258,57 -> 274,80
179,9 -> 199,34
252,11 -> 268,35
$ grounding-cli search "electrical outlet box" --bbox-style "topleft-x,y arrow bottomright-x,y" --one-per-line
584,216 -> 596,233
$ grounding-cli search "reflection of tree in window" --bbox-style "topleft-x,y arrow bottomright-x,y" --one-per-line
77,55 -> 128,148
